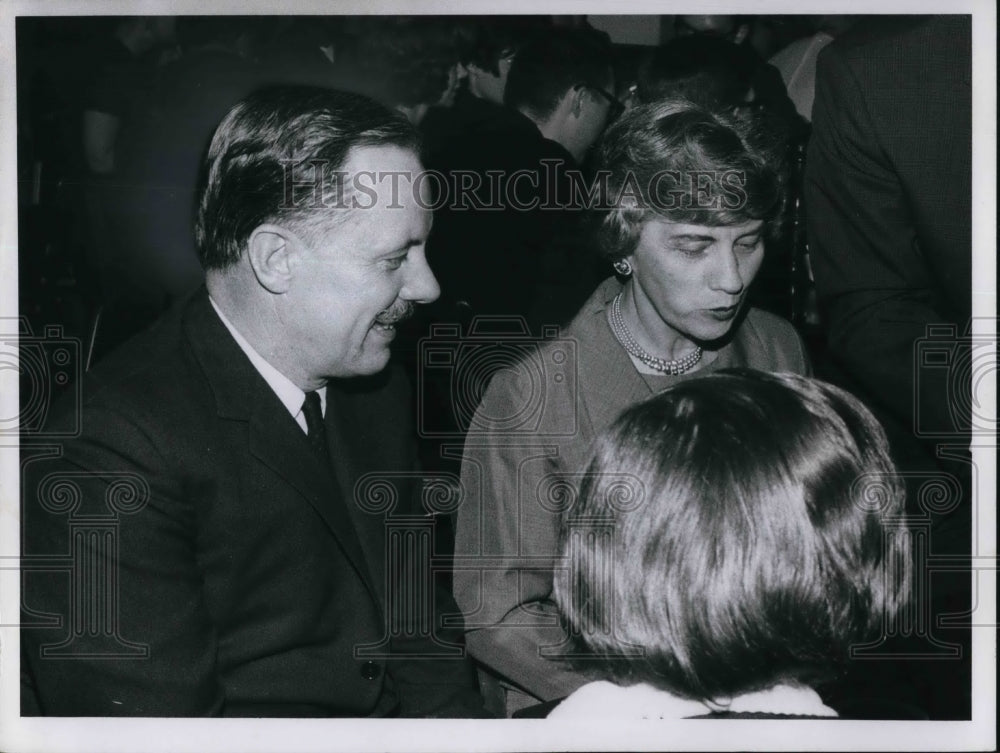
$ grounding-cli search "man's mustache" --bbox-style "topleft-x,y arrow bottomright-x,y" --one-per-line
374,301 -> 415,326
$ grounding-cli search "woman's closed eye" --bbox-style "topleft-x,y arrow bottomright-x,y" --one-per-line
735,236 -> 762,252
673,241 -> 711,257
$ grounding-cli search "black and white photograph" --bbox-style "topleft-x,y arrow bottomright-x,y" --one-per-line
0,1 -> 995,751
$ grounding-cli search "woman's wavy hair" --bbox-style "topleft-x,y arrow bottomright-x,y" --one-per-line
591,98 -> 789,262
554,369 -> 912,701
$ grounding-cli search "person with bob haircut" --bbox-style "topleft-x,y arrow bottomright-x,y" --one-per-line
545,369 -> 912,719
453,99 -> 809,716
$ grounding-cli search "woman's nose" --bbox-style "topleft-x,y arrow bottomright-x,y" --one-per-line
709,248 -> 745,294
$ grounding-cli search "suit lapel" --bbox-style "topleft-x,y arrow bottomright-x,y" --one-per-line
246,398 -> 378,598
324,385 -> 388,595
182,291 -> 380,601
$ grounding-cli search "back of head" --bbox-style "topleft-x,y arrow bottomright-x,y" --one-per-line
503,26 -> 613,120
638,36 -> 754,108
556,369 -> 911,701
194,85 -> 419,271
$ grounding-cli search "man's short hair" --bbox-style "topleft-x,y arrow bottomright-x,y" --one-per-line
591,97 -> 788,261
555,369 -> 912,701
637,36 -> 755,108
503,27 -> 613,120
463,16 -> 542,75
194,85 -> 420,271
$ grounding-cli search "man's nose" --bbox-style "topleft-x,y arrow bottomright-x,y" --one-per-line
403,253 -> 441,304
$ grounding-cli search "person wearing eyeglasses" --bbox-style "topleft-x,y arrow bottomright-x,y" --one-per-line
420,25 -> 618,340
503,26 -> 621,165
453,98 -> 809,717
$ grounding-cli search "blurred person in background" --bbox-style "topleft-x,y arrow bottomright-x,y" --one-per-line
768,15 -> 858,122
637,35 -> 755,112
334,17 -> 470,125
673,14 -> 801,133
420,16 -> 542,157
408,24 -> 616,485
463,17 -> 530,105
78,16 -> 177,329
423,25 -> 617,332
101,16 -> 267,333
805,15 -> 972,719
82,16 -> 178,176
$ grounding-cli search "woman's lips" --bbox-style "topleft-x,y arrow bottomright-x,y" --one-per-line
704,304 -> 741,322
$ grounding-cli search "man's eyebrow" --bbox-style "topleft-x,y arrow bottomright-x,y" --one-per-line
380,239 -> 422,256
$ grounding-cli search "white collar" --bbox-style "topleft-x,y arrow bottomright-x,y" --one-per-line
209,297 -> 325,432
549,681 -> 838,720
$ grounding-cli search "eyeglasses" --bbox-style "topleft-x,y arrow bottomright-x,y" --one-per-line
584,85 -> 626,121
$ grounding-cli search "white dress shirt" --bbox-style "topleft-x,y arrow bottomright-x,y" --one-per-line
209,297 -> 325,433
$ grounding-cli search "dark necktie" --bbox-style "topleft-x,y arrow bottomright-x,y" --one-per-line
301,391 -> 329,463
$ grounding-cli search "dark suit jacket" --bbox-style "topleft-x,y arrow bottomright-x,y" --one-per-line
805,16 -> 972,460
421,91 -> 600,332
21,291 -> 484,717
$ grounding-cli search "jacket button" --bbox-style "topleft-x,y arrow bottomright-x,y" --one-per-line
360,661 -> 381,680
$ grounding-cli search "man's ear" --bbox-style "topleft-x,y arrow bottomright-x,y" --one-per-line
247,224 -> 296,294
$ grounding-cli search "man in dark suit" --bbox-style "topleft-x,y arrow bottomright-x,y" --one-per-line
805,16 -> 973,719
21,87 -> 486,717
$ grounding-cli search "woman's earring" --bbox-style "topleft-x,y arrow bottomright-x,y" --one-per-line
613,259 -> 633,277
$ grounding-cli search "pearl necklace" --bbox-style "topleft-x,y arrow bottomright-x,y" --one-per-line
609,293 -> 703,375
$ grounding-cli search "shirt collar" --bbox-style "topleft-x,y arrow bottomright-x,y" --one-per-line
550,680 -> 837,719
209,297 -> 326,424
